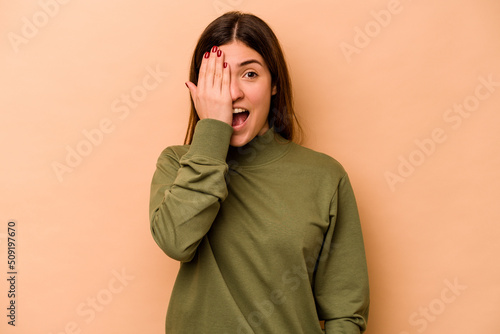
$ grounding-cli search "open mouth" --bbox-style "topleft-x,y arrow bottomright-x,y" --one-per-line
232,108 -> 249,128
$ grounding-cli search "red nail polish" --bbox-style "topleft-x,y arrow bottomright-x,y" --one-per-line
217,50 -> 222,57
223,62 -> 227,68
204,52 -> 210,59
212,46 -> 218,53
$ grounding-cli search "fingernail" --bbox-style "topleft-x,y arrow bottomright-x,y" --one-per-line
217,50 -> 222,57
223,62 -> 227,68
204,52 -> 210,59
212,46 -> 218,53
185,82 -> 189,88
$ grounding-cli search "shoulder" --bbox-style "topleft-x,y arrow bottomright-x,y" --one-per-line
287,141 -> 347,178
160,144 -> 190,158
156,144 -> 190,166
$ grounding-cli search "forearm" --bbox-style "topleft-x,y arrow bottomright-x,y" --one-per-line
150,119 -> 233,261
324,316 -> 367,334
316,174 -> 370,333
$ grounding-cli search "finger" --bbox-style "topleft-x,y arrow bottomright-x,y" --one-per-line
222,61 -> 231,99
197,51 -> 210,90
185,81 -> 197,97
205,46 -> 218,88
213,49 -> 224,92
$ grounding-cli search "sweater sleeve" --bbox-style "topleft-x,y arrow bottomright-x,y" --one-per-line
314,173 -> 370,334
149,119 -> 233,262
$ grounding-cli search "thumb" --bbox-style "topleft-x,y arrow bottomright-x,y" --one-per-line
185,81 -> 197,96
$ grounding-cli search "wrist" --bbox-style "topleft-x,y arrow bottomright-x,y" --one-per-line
187,119 -> 233,161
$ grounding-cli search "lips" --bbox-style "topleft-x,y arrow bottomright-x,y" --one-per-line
232,108 -> 249,127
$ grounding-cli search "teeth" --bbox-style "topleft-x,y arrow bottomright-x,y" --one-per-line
233,108 -> 248,114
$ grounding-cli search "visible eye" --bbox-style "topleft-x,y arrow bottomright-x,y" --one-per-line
244,71 -> 258,79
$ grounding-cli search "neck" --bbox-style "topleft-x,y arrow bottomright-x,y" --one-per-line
226,127 -> 291,167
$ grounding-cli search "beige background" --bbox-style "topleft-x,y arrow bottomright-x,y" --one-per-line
1,0 -> 499,333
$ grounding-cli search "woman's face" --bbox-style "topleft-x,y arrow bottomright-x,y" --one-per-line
219,41 -> 276,147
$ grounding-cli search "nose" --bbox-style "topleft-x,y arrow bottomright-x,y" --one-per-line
230,79 -> 244,102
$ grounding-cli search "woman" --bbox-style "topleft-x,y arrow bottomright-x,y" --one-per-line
149,11 -> 369,333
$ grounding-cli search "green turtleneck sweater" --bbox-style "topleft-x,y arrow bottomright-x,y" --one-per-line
149,119 -> 369,333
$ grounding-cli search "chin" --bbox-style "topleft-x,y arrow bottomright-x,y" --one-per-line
229,135 -> 249,147
229,120 -> 269,147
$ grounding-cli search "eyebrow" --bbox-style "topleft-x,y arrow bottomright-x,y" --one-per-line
238,59 -> 264,67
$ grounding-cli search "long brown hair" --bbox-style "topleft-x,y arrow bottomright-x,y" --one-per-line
184,11 -> 301,144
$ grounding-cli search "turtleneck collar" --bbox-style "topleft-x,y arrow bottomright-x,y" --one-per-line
226,127 -> 291,168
